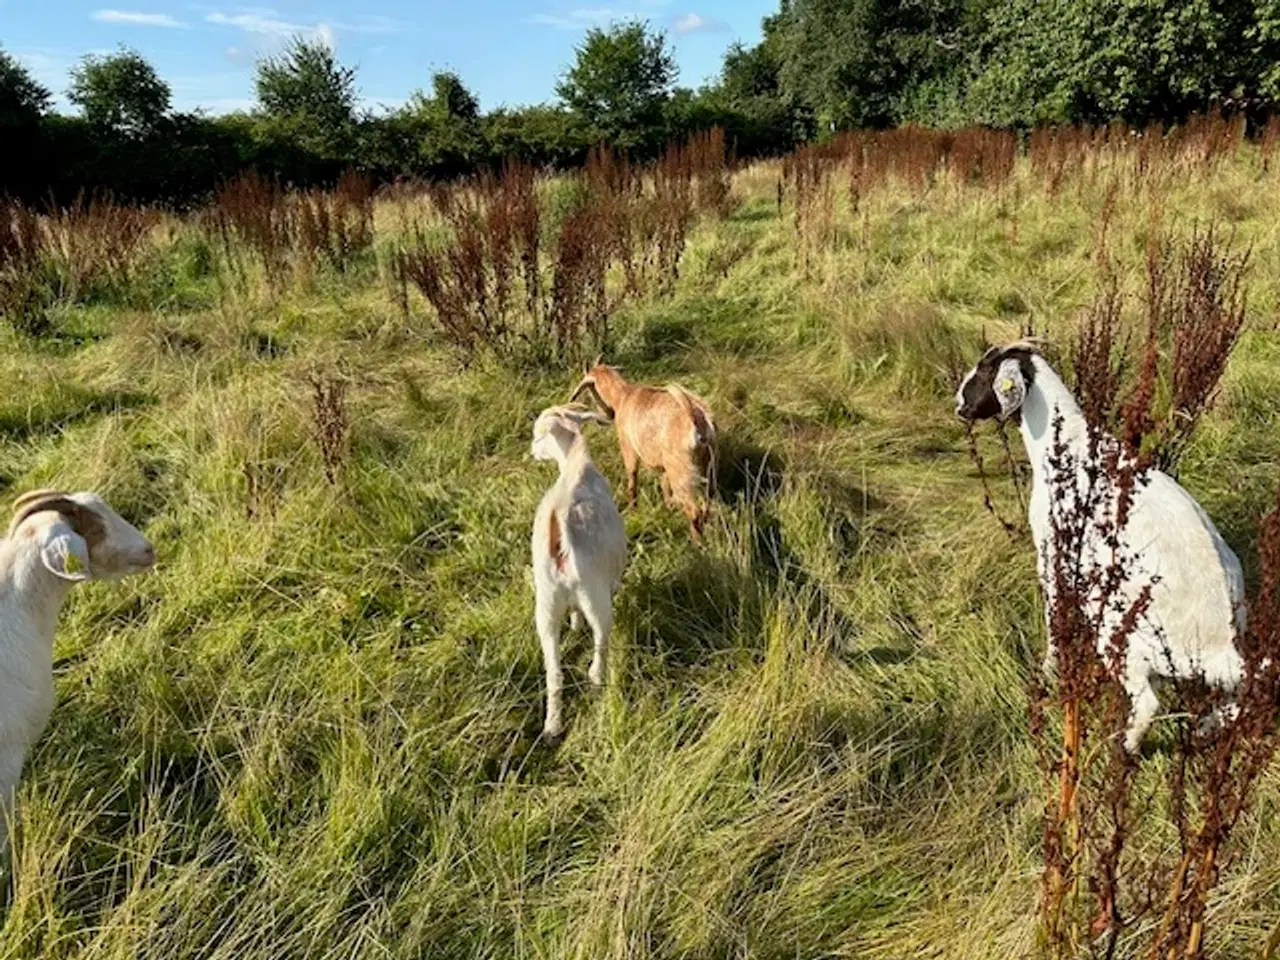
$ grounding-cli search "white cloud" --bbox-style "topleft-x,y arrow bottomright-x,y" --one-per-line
206,10 -> 305,38
206,8 -> 404,50
206,8 -> 402,45
671,12 -> 727,33
207,10 -> 337,51
93,9 -> 187,27
531,1 -> 668,30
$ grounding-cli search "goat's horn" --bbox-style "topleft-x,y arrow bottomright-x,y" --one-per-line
570,379 -> 614,420
569,376 -> 593,403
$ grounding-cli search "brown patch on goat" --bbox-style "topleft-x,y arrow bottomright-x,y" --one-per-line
548,512 -> 567,572
9,493 -> 107,547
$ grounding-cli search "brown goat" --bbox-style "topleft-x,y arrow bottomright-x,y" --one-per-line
570,361 -> 717,541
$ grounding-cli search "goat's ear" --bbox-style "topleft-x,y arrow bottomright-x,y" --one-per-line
994,357 -> 1027,420
40,529 -> 92,582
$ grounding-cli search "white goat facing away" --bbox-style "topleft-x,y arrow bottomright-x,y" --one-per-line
530,405 -> 627,742
955,343 -> 1246,752
0,490 -> 156,847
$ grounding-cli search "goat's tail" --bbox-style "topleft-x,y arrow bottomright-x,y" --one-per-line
666,384 -> 717,500
665,384 -> 716,446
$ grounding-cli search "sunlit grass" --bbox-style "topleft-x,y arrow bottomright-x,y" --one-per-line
2,150 -> 1280,958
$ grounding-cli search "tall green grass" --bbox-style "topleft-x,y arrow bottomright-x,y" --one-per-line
2,147 -> 1280,958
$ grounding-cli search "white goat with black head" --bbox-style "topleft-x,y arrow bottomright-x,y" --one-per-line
530,405 -> 627,743
0,490 -> 156,848
956,343 -> 1246,752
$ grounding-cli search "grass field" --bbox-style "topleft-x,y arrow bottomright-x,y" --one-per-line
5,139 -> 1280,958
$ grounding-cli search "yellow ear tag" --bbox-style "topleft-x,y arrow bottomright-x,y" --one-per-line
999,377 -> 1015,393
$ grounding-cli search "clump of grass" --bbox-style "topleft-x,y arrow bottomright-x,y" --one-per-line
206,172 -> 375,295
308,368 -> 349,486
44,193 -> 158,303
0,198 -> 50,336
396,142 -> 703,364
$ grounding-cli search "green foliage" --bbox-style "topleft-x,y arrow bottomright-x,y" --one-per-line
557,20 -> 677,153
697,15 -> 814,154
772,0 -> 975,129
0,48 -> 51,126
429,71 -> 480,122
384,72 -> 486,178
68,48 -> 171,138
0,49 -> 53,198
255,39 -> 358,160
738,0 -> 1280,129
482,105 -> 593,168
958,0 -> 1280,126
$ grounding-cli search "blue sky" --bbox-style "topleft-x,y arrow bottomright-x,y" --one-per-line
0,0 -> 776,115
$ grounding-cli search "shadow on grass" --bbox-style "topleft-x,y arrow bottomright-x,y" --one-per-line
715,432 -> 785,504
0,387 -> 153,444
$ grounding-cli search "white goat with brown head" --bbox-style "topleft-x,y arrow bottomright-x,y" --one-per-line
570,360 -> 717,542
530,405 -> 627,743
0,490 -> 156,848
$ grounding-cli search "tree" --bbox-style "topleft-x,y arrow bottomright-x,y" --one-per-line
959,0 -> 1277,126
0,49 -> 51,128
482,105 -> 591,169
430,71 -> 479,122
366,72 -> 484,179
68,48 -> 170,137
774,0 -> 975,130
700,12 -> 813,153
255,38 -> 358,160
0,49 -> 53,197
556,21 -> 676,152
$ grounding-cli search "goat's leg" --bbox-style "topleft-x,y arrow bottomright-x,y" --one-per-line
660,472 -> 673,506
621,443 -> 639,510
1123,676 -> 1161,754
1041,639 -> 1059,683
1199,700 -> 1241,737
536,593 -> 569,742
672,475 -> 703,543
0,745 -> 25,857
580,590 -> 614,689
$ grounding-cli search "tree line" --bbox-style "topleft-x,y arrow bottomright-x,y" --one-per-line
5,0 -> 1280,206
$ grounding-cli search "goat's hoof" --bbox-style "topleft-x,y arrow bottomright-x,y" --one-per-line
541,727 -> 565,748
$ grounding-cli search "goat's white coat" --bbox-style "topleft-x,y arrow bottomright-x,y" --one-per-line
530,409 -> 627,740
0,492 -> 155,848
959,354 -> 1246,751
